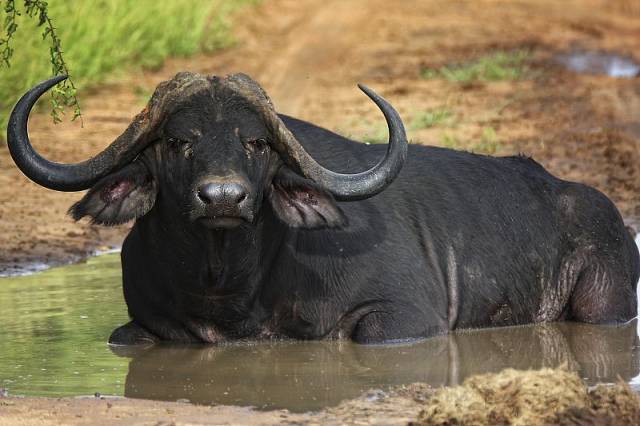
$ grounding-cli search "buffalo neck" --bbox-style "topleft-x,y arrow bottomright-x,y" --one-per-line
135,203 -> 286,299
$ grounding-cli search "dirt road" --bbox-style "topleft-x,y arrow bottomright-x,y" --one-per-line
1,0 -> 639,274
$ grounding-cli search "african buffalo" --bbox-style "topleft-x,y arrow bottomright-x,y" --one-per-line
7,73 -> 639,344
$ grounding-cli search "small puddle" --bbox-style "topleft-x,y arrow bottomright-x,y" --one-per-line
1,253 -> 640,412
555,51 -> 640,78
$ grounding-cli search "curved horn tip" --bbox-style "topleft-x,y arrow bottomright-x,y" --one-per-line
356,83 -> 406,133
357,83 -> 374,97
40,74 -> 69,89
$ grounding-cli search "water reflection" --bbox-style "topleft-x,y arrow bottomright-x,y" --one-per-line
0,254 -> 129,398
112,321 -> 639,411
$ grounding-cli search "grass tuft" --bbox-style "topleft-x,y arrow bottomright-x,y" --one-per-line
409,107 -> 455,130
440,126 -> 501,154
422,50 -> 531,82
361,128 -> 388,145
441,132 -> 461,149
476,126 -> 500,154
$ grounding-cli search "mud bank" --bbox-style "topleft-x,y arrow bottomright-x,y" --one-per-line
2,369 -> 639,425
0,384 -> 430,425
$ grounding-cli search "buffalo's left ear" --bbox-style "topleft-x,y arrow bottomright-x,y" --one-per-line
69,162 -> 157,226
268,168 -> 347,229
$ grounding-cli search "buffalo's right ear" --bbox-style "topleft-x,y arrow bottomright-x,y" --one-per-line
69,162 -> 157,226
268,167 -> 347,229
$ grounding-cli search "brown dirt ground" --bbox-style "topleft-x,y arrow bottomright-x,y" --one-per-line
1,383 -> 432,425
2,0 -> 640,423
2,0 -> 640,274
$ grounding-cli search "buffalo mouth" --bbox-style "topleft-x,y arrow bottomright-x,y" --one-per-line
196,215 -> 247,229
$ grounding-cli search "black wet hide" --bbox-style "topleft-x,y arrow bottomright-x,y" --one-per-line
69,162 -> 157,226
268,168 -> 347,229
109,115 -> 639,345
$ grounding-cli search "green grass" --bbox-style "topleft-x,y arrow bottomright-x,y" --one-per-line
409,107 -> 455,130
440,126 -> 501,154
441,132 -> 461,150
341,118 -> 389,145
361,126 -> 388,144
347,107 -> 456,145
475,126 -> 500,155
0,0 -> 258,133
422,50 -> 531,82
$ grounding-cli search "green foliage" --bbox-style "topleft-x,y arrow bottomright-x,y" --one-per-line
409,107 -> 455,130
1,0 -> 81,124
422,50 -> 531,82
0,0 -> 256,134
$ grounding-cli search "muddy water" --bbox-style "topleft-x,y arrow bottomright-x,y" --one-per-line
1,254 -> 639,412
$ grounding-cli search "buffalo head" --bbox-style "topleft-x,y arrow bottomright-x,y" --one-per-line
8,73 -> 407,230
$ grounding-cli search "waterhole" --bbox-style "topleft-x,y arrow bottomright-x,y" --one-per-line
0,253 -> 639,412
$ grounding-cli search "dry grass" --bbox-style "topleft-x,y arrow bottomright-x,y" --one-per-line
415,368 -> 640,426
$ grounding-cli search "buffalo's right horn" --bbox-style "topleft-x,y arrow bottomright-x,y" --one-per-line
7,76 -> 153,192
263,85 -> 408,201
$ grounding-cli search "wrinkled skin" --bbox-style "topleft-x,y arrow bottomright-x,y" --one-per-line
70,77 -> 639,345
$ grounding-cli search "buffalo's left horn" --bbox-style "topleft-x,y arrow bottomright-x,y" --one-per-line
265,84 -> 408,201
7,76 -> 151,191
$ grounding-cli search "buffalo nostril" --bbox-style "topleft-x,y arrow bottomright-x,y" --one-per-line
227,184 -> 247,205
197,183 -> 222,205
196,182 -> 247,206
197,187 -> 212,204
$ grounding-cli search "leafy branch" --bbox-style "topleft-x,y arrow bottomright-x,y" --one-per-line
0,0 -> 81,124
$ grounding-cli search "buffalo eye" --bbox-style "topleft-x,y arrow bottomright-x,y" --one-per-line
244,138 -> 268,154
167,137 -> 193,157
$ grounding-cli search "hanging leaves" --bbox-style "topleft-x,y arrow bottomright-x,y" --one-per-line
0,0 -> 81,124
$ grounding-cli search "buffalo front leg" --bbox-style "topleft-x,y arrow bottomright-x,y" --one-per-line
351,306 -> 446,344
109,321 -> 159,345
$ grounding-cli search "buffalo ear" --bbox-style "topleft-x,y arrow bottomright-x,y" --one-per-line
69,162 -> 157,226
268,167 -> 347,229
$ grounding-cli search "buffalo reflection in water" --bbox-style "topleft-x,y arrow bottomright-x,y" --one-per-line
110,321 -> 639,411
